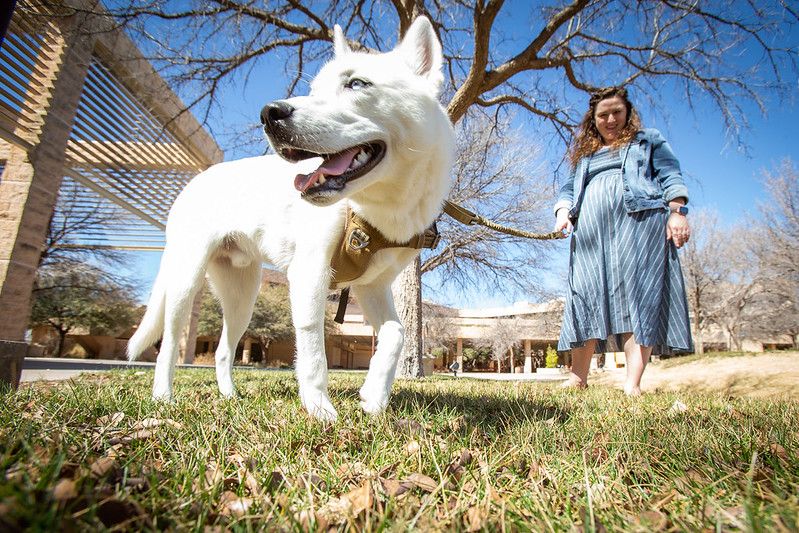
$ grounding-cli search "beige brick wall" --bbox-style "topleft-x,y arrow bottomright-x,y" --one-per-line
0,12 -> 95,341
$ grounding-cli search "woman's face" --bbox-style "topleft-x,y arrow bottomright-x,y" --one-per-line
594,95 -> 628,144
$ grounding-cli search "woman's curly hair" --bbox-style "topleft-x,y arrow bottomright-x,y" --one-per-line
568,86 -> 642,167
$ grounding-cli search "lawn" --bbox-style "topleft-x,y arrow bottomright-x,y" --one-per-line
1,361 -> 797,531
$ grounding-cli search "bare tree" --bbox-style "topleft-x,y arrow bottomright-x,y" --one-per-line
78,0 -> 798,374
422,111 -> 556,299
39,183 -> 128,271
486,317 -> 524,373
754,159 -> 799,348
712,231 -> 766,351
422,302 -> 458,360
680,209 -> 730,354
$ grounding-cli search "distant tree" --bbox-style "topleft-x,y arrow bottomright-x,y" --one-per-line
486,317 -> 525,373
421,112 -> 556,300
198,283 -> 295,361
40,183 -> 129,272
461,345 -> 491,371
197,288 -> 223,339
680,209 -> 731,354
30,265 -> 140,357
422,303 -> 458,360
249,284 -> 295,356
711,231 -> 765,351
753,159 -> 799,348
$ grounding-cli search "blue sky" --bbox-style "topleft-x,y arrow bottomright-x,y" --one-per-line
120,5 -> 799,309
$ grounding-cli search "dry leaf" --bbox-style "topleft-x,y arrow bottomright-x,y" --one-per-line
341,481 -> 373,515
90,456 -> 117,478
108,429 -> 154,446
465,506 -> 487,532
768,443 -> 788,462
484,484 -> 504,506
124,477 -> 149,491
379,477 -> 412,497
668,400 -> 688,415
268,469 -> 288,491
638,510 -> 667,530
242,470 -> 260,495
219,491 -> 253,517
96,412 -> 125,428
134,418 -> 183,430
315,497 -> 352,525
336,461 -> 367,481
462,480 -> 477,494
448,416 -> 466,432
297,509 -> 328,530
405,473 -> 438,492
52,478 -> 77,501
405,440 -> 421,454
457,450 -> 474,467
395,419 -> 425,434
96,497 -> 150,528
205,461 -> 223,488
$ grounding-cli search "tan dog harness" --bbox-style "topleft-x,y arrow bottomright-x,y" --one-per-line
331,208 -> 439,286
330,208 -> 439,322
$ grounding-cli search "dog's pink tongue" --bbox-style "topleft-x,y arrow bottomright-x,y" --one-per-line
293,148 -> 359,192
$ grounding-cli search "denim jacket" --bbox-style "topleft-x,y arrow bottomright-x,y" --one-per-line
553,128 -> 689,219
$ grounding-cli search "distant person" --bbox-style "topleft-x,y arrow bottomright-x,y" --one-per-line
553,86 -> 693,395
448,360 -> 459,378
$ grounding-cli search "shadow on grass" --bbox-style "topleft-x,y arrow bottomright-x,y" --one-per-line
330,378 -> 571,434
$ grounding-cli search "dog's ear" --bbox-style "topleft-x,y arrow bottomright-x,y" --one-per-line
397,17 -> 444,90
333,25 -> 351,57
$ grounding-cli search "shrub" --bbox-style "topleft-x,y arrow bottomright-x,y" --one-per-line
545,345 -> 559,368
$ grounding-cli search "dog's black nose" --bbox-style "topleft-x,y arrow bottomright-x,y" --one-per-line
260,101 -> 295,126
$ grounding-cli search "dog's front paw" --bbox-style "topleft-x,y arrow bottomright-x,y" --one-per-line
151,390 -> 173,403
300,389 -> 338,422
218,383 -> 238,399
359,383 -> 390,415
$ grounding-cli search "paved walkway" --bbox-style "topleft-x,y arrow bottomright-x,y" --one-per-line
20,358 -> 573,383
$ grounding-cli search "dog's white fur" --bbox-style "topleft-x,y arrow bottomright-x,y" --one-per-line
127,17 -> 455,421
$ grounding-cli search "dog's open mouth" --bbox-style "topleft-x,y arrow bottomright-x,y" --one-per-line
280,142 -> 385,194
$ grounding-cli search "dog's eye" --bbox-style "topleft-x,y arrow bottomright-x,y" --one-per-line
345,78 -> 371,90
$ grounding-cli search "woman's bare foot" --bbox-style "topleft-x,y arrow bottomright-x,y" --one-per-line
561,377 -> 588,389
623,383 -> 642,396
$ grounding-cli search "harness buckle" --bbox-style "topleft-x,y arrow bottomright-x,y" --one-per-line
348,228 -> 371,250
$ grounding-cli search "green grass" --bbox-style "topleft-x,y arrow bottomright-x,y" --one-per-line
1,368 -> 797,531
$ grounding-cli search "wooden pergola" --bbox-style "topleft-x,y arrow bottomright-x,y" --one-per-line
0,0 -> 223,387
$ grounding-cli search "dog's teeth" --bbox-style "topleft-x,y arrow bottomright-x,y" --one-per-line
318,175 -> 326,184
349,149 -> 369,170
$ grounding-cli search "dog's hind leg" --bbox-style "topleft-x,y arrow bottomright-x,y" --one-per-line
351,282 -> 404,415
206,257 -> 261,398
287,254 -> 337,422
152,247 -> 210,401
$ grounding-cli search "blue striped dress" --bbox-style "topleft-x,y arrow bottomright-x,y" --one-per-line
558,147 -> 693,354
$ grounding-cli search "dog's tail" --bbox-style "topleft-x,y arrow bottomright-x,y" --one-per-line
127,268 -> 167,361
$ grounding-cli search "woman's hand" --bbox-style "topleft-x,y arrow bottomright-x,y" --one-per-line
555,208 -> 573,235
666,212 -> 691,248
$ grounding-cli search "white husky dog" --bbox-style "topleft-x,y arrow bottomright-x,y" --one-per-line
127,17 -> 455,421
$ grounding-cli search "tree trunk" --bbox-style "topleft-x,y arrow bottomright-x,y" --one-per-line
57,329 -> 67,357
242,337 -> 252,365
393,258 -> 423,378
